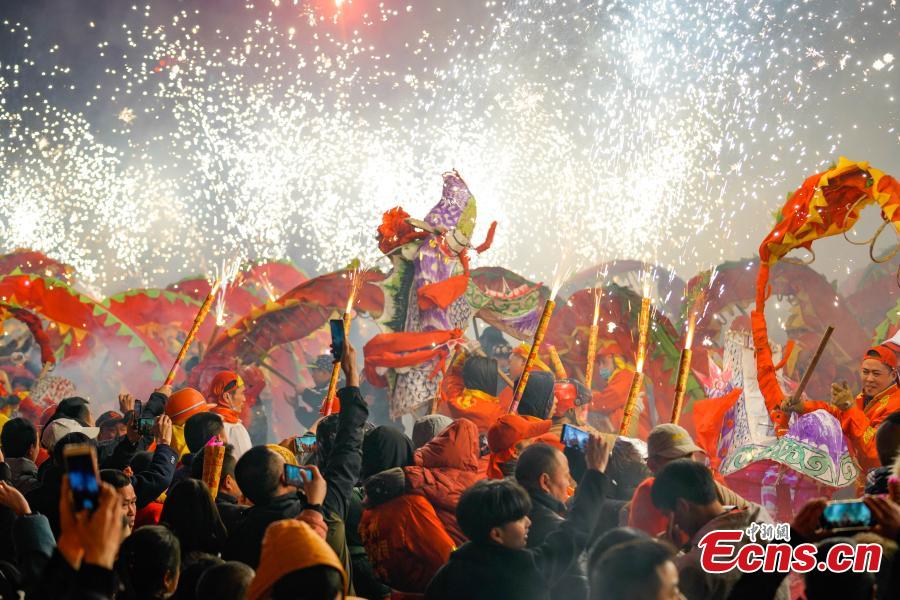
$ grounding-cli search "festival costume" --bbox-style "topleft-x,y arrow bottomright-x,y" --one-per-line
439,352 -> 506,432
589,361 -> 653,438
798,383 -> 900,472
794,348 -> 900,471
208,371 -> 253,459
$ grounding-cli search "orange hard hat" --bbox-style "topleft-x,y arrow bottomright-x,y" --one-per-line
165,387 -> 212,425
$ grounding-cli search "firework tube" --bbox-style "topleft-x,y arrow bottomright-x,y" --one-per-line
202,439 -> 226,498
670,348 -> 693,425
164,282 -> 219,386
635,296 -> 651,369
585,324 -> 600,389
510,299 -> 556,413
618,370 -> 645,436
323,312 -> 352,415
548,345 -> 568,379
670,310 -> 697,424
585,288 -> 603,389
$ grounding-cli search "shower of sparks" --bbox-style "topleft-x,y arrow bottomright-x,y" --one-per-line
212,255 -> 242,327
0,1 -> 896,294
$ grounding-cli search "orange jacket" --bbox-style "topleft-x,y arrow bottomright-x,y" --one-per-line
359,494 -> 455,593
404,418 -> 483,545
802,383 -> 900,471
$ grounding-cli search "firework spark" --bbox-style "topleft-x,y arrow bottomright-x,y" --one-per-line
0,0 -> 894,293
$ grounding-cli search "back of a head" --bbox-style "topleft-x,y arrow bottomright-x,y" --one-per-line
462,356 -> 498,395
412,414 -> 454,449
184,412 -> 224,454
588,527 -> 651,572
99,469 -> 132,490
0,417 -> 37,458
269,566 -> 343,600
160,478 -> 226,556
52,432 -> 93,467
55,397 -> 91,425
361,426 -> 414,480
591,539 -> 675,600
190,444 -> 237,481
514,443 -> 562,492
173,553 -> 224,600
234,446 -> 282,505
650,458 -> 717,512
875,411 -> 900,466
196,561 -> 255,600
130,451 -> 155,474
517,371 -> 556,419
607,439 -> 651,500
456,479 -> 532,543
117,526 -> 181,600
804,538 -> 876,600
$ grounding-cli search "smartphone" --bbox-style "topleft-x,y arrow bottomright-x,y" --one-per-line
137,417 -> 156,437
820,499 -> 874,532
560,424 -> 590,452
133,399 -> 143,418
296,432 -> 317,452
63,443 -> 100,512
329,319 -> 345,362
284,463 -> 314,488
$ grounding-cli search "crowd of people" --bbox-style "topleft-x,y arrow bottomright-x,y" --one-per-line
1,329 -> 900,600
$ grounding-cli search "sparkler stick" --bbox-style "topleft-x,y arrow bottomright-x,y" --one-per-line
510,298 -> 557,413
323,270 -> 364,415
164,280 -> 220,386
584,288 -> 603,388
618,290 -> 652,436
548,345 -> 567,379
670,310 -> 697,425
510,262 -> 570,414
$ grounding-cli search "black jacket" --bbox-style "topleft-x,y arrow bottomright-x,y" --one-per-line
525,490 -> 588,600
224,491 -> 304,567
216,491 -> 248,534
130,443 -> 177,508
425,470 -> 608,600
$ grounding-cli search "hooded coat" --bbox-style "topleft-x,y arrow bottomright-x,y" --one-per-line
359,468 -> 456,593
404,418 -> 483,545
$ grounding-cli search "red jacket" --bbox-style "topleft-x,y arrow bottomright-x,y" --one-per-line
404,418 -> 483,545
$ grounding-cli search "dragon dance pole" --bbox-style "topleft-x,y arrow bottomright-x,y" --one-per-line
584,288 -> 603,389
619,295 -> 651,436
164,281 -> 220,386
670,310 -> 697,425
510,298 -> 557,413
323,271 -> 363,415
548,345 -> 568,379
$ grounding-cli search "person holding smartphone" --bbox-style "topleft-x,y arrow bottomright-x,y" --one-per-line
226,342 -> 369,590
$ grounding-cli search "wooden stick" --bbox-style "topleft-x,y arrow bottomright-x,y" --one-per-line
791,325 -> 835,402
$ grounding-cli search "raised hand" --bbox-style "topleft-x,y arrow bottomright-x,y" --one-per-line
830,381 -> 854,411
585,434 -> 612,473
